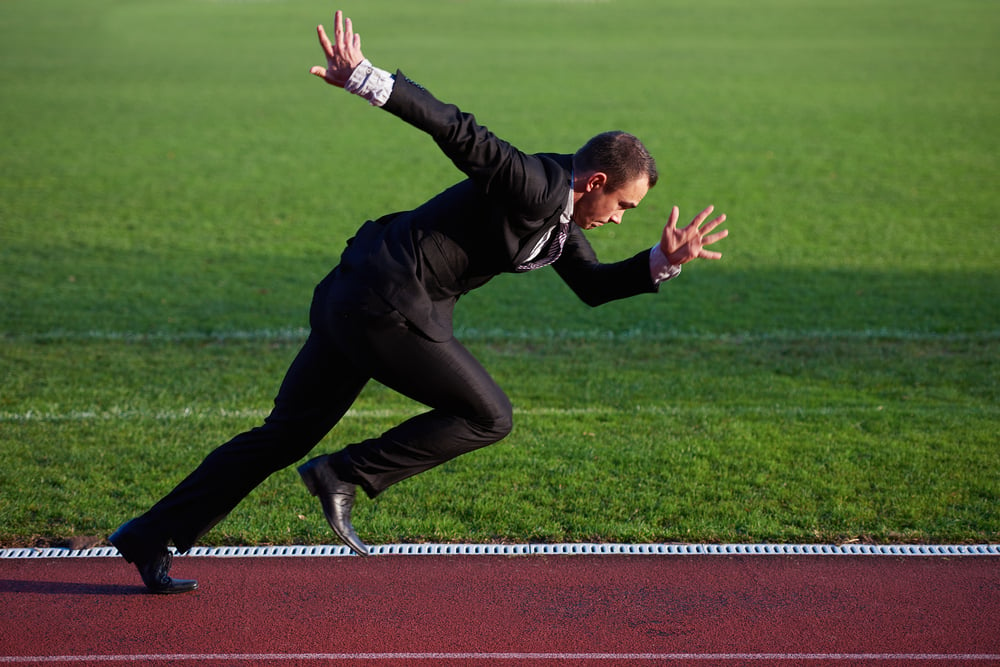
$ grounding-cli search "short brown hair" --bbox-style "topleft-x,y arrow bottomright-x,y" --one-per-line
573,131 -> 658,191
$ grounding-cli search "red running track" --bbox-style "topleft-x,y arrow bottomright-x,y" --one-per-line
1,554 -> 999,666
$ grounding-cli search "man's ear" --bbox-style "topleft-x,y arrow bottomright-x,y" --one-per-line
586,172 -> 608,192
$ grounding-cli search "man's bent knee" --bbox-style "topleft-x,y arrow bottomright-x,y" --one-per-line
471,397 -> 514,444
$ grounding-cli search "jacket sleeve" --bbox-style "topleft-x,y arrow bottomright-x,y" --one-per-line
553,226 -> 659,306
380,72 -> 560,217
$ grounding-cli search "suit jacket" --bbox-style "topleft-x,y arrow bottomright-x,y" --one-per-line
333,72 -> 658,342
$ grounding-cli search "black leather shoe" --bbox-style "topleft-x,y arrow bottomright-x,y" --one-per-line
109,520 -> 198,594
298,455 -> 369,557
135,549 -> 198,594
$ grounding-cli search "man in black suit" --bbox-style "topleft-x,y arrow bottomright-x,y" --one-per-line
109,10 -> 728,593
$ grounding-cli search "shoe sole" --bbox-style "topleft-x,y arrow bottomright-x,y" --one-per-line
148,580 -> 199,595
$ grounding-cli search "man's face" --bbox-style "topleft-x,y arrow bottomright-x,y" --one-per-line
571,175 -> 650,230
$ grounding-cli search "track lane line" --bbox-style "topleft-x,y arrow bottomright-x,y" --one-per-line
3,653 -> 1000,663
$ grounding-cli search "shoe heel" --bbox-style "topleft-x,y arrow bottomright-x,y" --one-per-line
297,460 -> 320,496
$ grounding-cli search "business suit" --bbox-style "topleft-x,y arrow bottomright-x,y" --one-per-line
111,71 -> 660,563
337,72 -> 658,342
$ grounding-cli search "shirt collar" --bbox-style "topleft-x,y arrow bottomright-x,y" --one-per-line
562,170 -> 574,224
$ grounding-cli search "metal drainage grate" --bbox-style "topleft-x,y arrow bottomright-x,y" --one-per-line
1,543 -> 998,559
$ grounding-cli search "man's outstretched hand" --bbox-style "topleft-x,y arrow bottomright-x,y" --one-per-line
660,205 -> 728,266
310,10 -> 365,87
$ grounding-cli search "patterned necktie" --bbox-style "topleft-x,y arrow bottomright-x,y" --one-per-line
515,220 -> 570,272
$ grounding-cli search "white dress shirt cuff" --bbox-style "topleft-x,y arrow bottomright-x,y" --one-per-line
649,243 -> 682,284
344,59 -> 394,107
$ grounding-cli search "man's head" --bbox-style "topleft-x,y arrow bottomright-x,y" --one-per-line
571,131 -> 658,230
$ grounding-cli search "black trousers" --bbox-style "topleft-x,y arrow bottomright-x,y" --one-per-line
123,271 -> 514,555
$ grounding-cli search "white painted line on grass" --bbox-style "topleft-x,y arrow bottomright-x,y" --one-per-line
8,327 -> 999,344
3,403 -> 994,423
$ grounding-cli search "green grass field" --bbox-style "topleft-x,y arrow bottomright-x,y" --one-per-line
1,0 -> 997,548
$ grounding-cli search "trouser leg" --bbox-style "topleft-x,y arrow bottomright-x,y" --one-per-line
117,291 -> 513,554
122,331 -> 368,555
322,309 -> 514,498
